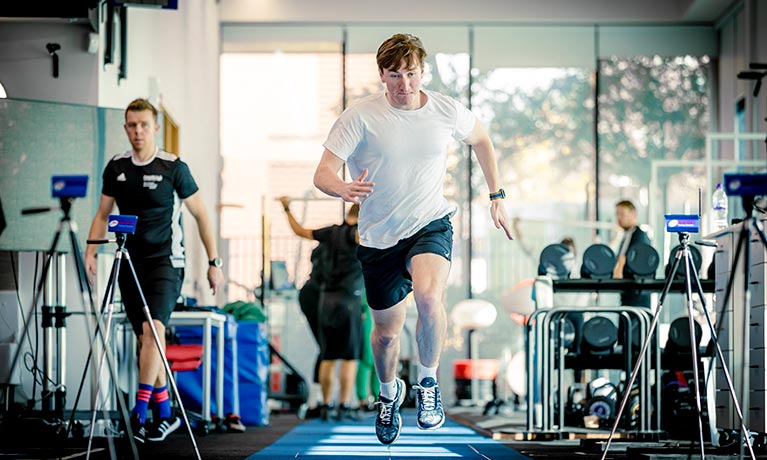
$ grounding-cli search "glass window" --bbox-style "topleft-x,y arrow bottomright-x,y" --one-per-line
220,32 -> 344,300
471,68 -> 595,294
469,67 -> 595,370
597,55 -> 710,267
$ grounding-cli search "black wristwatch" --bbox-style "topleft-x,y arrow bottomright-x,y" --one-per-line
208,257 -> 223,268
489,188 -> 506,201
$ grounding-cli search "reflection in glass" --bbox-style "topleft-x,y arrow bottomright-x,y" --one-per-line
471,68 -> 594,294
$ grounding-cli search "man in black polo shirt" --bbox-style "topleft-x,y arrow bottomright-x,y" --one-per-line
85,98 -> 224,443
613,199 -> 652,308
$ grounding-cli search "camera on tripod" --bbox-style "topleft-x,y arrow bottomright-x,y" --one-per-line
723,173 -> 767,224
22,175 -> 90,217
107,214 -> 137,234
51,175 -> 88,198
723,173 -> 767,197
665,214 -> 700,234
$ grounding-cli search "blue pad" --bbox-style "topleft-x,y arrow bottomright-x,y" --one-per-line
246,412 -> 527,459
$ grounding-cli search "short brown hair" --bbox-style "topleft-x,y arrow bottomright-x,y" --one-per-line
125,98 -> 158,122
616,200 -> 636,212
376,34 -> 427,72
560,237 -> 575,252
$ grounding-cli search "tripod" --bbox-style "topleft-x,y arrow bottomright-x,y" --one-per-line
85,230 -> 202,460
714,194 -> 767,460
6,197 -> 138,460
600,231 -> 756,460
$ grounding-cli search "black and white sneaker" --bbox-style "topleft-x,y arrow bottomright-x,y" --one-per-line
147,415 -> 181,442
319,403 -> 336,421
224,413 -> 246,433
336,404 -> 361,421
374,378 -> 406,445
414,377 -> 445,430
130,414 -> 147,444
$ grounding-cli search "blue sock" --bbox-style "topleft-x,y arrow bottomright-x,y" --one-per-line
152,385 -> 172,419
132,383 -> 154,423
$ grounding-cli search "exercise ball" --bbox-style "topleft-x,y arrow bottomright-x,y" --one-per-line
451,298 -> 498,330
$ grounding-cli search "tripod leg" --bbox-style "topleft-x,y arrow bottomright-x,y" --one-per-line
68,249 -> 119,434
84,254 -> 123,457
67,231 -> 138,460
739,222 -> 752,460
754,218 -> 767,247
691,253 -> 756,460
600,248 -> 685,460
85,297 -> 122,460
125,254 -> 202,460
682,250 -> 707,459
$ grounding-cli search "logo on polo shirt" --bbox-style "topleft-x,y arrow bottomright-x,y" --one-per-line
116,173 -> 127,182
143,174 -> 163,190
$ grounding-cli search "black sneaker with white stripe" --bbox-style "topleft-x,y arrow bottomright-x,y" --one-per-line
129,414 -> 147,444
147,415 -> 181,442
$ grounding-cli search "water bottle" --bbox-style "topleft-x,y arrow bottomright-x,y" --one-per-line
712,183 -> 728,230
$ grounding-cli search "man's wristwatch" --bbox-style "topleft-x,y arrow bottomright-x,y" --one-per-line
208,257 -> 223,268
489,188 -> 506,201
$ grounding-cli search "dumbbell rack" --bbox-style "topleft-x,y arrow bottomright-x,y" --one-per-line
525,303 -> 658,436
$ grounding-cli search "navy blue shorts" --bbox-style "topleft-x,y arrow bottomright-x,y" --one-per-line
118,256 -> 183,336
357,215 -> 453,310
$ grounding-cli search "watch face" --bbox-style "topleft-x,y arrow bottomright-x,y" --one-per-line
210,258 -> 222,267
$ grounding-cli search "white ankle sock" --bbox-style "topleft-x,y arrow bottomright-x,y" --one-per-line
418,364 -> 438,383
379,380 -> 398,400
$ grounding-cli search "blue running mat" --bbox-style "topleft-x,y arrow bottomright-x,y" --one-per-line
246,412 -> 529,459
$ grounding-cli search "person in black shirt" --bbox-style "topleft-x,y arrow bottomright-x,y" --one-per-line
279,197 -> 327,416
613,200 -> 652,308
302,244 -> 328,379
85,98 -> 224,443
279,197 -> 363,420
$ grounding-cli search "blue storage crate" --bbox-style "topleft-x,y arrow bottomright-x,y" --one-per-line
175,317 -> 269,426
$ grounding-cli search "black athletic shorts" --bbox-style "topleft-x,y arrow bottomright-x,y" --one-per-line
357,215 -> 453,310
118,256 -> 184,336
318,289 -> 363,361
298,283 -> 321,344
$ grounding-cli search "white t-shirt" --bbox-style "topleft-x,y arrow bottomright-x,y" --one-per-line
323,90 -> 476,249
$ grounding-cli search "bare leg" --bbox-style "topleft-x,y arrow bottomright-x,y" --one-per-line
409,253 -> 450,431
408,254 -> 450,370
370,302 -> 406,383
339,359 -> 358,405
371,301 -> 407,444
139,320 -> 166,386
318,360 -> 336,404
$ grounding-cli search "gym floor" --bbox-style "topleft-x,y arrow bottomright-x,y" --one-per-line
0,405 -> 749,459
